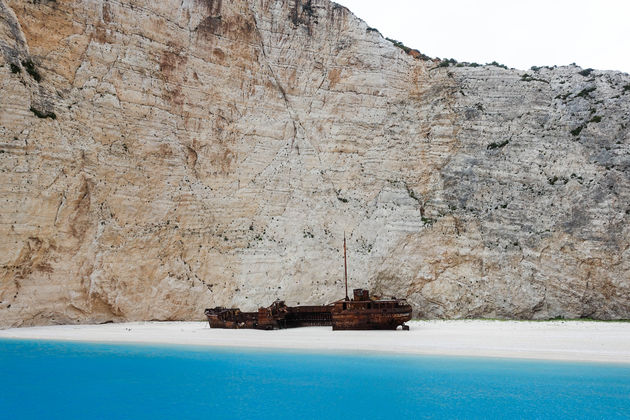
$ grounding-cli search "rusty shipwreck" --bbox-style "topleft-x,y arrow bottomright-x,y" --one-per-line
204,235 -> 412,330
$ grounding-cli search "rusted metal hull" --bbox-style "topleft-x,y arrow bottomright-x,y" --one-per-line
331,310 -> 412,330
330,291 -> 412,330
204,303 -> 333,330
205,308 -> 259,329
204,289 -> 412,331
284,305 -> 333,327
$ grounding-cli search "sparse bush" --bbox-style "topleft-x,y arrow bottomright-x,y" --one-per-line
589,115 -> 602,123
386,37 -> 411,54
578,68 -> 594,76
570,125 -> 584,136
10,63 -> 20,74
487,140 -> 509,150
576,86 -> 596,98
405,185 -> 418,201
488,61 -> 508,69
521,73 -> 549,84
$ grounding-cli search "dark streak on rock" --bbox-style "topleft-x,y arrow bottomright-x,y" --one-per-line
200,0 -> 222,16
21,59 -> 41,82
196,15 -> 223,36
30,106 -> 56,119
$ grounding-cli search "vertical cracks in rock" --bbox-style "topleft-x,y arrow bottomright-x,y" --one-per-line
53,192 -> 66,226
244,3 -> 342,202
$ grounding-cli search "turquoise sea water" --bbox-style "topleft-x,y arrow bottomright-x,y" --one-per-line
1,339 -> 629,419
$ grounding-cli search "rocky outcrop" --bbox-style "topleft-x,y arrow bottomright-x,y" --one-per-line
0,0 -> 628,327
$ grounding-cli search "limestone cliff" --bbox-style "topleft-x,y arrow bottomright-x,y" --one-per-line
0,0 -> 628,327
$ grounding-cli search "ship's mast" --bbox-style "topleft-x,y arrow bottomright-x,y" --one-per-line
344,232 -> 349,301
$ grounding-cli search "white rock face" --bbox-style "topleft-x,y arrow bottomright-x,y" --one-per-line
0,0 -> 628,327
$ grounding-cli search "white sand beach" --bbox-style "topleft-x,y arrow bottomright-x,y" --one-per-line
1,320 -> 629,364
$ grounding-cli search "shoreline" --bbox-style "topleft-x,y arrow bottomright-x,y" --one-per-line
1,320 -> 629,364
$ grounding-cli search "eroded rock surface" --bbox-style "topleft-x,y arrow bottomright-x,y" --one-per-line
1,0 -> 628,327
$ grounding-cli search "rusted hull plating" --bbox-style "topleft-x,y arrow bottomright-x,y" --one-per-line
329,289 -> 412,330
330,311 -> 411,330
205,303 -> 333,330
204,289 -> 412,331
